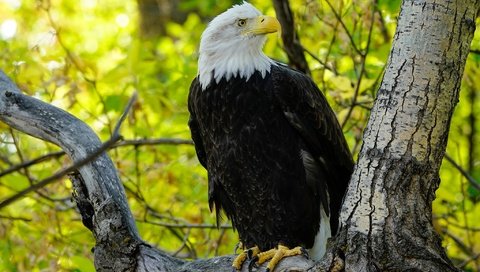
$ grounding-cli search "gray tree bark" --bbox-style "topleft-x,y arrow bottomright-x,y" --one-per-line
335,0 -> 480,271
0,0 -> 478,271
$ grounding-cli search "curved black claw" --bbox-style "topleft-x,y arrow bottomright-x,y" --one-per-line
248,255 -> 259,272
247,248 -> 256,259
300,247 -> 309,258
234,242 -> 243,254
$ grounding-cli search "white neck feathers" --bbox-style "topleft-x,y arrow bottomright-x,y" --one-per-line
198,36 -> 275,89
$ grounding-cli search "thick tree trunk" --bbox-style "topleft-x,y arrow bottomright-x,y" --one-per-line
337,0 -> 479,271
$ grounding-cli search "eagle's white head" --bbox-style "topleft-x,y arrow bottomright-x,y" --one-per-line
198,2 -> 280,89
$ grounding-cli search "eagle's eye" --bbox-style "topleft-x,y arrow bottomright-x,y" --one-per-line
237,19 -> 246,27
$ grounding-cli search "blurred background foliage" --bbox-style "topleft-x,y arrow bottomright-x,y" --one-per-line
0,0 -> 479,271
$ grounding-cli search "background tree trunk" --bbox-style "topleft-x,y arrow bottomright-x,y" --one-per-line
336,0 -> 480,271
137,0 -> 187,38
272,0 -> 311,75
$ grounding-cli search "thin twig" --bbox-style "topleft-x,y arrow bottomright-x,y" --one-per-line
470,49 -> 480,55
341,0 -> 377,128
0,151 -> 64,178
0,138 -> 193,178
442,228 -> 476,257
444,154 -> 480,191
113,92 -> 137,136
458,253 -> 480,269
142,220 -> 232,230
376,8 -> 391,42
117,138 -> 193,147
303,47 -> 336,74
315,15 -> 340,91
324,0 -> 363,56
435,215 -> 480,232
172,227 -> 194,258
0,136 -> 119,209
0,214 -> 32,221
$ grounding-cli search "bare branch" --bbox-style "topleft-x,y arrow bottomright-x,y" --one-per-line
303,47 -> 337,74
0,139 -> 113,209
272,0 -> 310,75
0,69 -> 322,271
0,92 -> 137,209
444,154 -> 480,191
117,138 -> 193,147
142,219 -> 232,230
341,0 -> 377,128
113,92 -> 138,136
324,0 -> 363,56
0,138 -> 193,178
0,150 -> 64,178
470,48 -> 480,55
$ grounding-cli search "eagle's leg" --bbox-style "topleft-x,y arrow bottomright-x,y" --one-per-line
250,245 -> 306,272
232,246 -> 261,270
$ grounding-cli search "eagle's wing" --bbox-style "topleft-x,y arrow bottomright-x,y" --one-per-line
188,77 -> 208,169
271,65 -> 354,234
188,77 -> 228,225
187,77 -> 236,226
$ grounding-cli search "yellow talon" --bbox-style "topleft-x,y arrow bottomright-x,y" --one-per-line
232,246 -> 260,270
265,245 -> 303,271
256,247 -> 276,264
232,244 -> 304,271
232,251 -> 247,270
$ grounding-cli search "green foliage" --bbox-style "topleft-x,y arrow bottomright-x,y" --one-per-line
0,0 -> 479,271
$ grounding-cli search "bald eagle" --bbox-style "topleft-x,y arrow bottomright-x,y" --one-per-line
188,2 -> 353,271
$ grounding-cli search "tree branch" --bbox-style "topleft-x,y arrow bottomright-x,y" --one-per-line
444,154 -> 480,192
0,150 -> 64,178
0,90 -> 138,210
272,0 -> 310,75
0,69 -> 323,271
0,138 -> 193,179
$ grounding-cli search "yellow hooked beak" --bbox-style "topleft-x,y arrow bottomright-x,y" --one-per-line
244,16 -> 281,36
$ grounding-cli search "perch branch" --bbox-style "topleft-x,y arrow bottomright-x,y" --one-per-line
0,69 -> 326,271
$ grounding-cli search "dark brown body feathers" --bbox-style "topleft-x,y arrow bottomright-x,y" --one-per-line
188,64 -> 353,250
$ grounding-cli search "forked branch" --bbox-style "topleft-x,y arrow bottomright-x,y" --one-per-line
0,70 -> 325,271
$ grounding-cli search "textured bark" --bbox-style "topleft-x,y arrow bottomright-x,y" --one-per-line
337,0 -> 479,271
